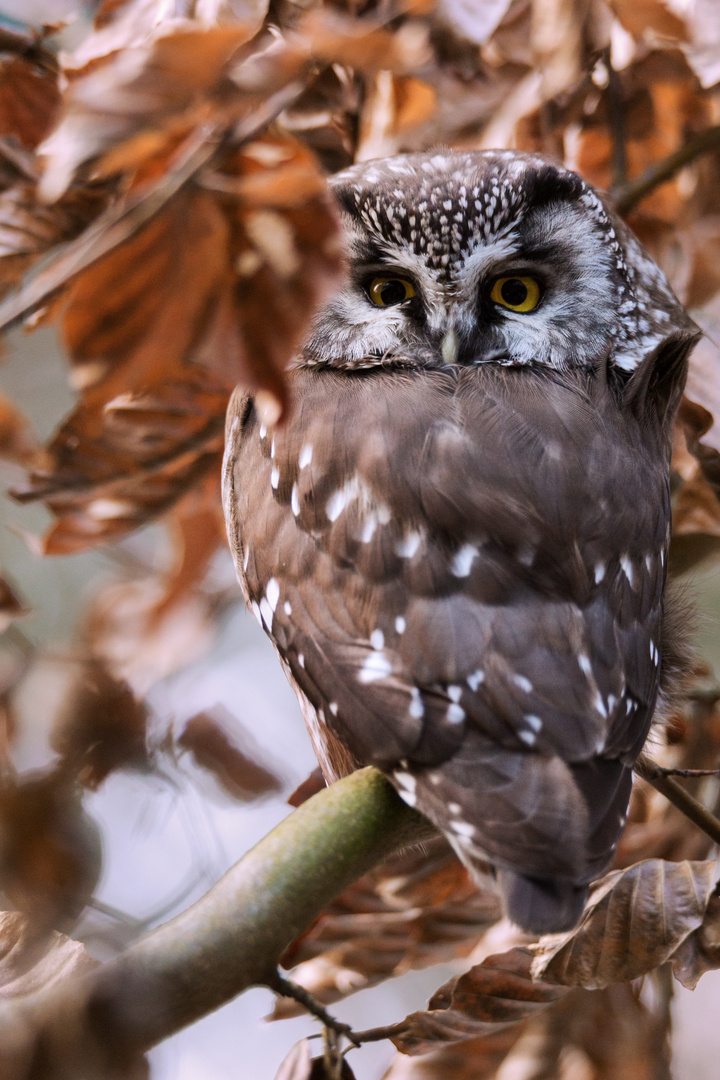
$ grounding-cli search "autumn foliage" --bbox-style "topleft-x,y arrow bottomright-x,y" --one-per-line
4,1 -> 720,1078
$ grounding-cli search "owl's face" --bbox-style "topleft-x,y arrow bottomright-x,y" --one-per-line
299,150 -> 680,375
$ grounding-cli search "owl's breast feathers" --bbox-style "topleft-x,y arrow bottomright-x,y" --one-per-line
224,364 -> 673,932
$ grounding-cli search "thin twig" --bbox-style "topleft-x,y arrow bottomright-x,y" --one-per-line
634,757 -> 720,846
266,971 -> 359,1045
612,125 -> 720,215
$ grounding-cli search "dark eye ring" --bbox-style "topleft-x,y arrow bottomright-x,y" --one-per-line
367,276 -> 416,307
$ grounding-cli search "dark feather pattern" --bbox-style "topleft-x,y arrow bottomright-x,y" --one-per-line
222,151 -> 698,933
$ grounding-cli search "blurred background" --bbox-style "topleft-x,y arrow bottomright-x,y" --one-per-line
5,0 -> 720,1077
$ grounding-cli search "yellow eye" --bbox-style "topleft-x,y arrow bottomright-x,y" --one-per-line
368,276 -> 416,307
490,275 -> 541,313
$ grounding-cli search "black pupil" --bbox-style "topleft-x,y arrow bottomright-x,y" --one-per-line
500,278 -> 528,306
379,280 -> 408,305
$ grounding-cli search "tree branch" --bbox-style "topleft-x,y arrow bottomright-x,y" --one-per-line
0,767 -> 435,1079
612,125 -> 720,215
634,756 -> 720,846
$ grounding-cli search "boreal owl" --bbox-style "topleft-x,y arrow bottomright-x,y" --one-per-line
222,150 -> 698,934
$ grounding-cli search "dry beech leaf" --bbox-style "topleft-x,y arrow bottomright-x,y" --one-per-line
0,910 -> 98,999
51,657 -> 150,788
272,839 -> 500,1019
0,770 -> 102,931
391,948 -> 567,1056
39,24 -> 254,201
275,1039 -> 312,1080
0,51 -> 60,150
0,392 -> 37,463
530,858 -> 716,989
381,1030 -> 524,1080
178,707 -> 283,801
610,0 -> 688,43
0,574 -> 28,632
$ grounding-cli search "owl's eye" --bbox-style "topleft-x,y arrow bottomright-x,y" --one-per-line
367,276 -> 416,307
490,276 -> 541,313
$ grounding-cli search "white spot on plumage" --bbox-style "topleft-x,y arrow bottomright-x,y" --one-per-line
409,687 -> 424,719
270,437 -> 275,459
398,789 -> 417,808
519,730 -> 536,745
251,601 -> 262,626
621,555 -> 634,587
451,543 -> 477,578
266,578 -> 280,612
360,514 -> 377,542
371,628 -> 385,651
645,554 -> 653,572
259,422 -> 267,439
283,601 -> 292,615
512,673 -> 533,694
578,653 -> 592,678
359,651 -> 392,683
467,669 -> 485,691
396,531 -> 421,558
594,562 -> 606,584
291,483 -> 300,516
594,692 -> 608,718
243,547 -> 250,572
446,703 -> 465,723
525,714 -> 543,732
329,702 -> 338,716
270,466 -> 280,489
450,820 -> 475,838
395,616 -> 406,634
447,684 -> 462,702
298,653 -> 305,668
448,802 -> 461,814
299,443 -> 313,469
260,598 -> 273,629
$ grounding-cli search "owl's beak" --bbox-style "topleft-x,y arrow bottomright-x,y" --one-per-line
441,326 -> 459,365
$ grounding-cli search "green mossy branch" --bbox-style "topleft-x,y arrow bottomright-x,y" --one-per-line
0,767 -> 435,1080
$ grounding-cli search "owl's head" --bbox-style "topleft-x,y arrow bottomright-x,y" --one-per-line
299,150 -> 695,381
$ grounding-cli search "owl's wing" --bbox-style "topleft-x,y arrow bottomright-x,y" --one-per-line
226,363 -> 670,931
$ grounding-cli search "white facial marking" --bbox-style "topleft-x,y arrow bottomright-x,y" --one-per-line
358,651 -> 392,683
266,578 -> 280,612
446,703 -> 465,723
441,326 -> 459,364
512,673 -> 533,694
395,615 -> 406,634
409,687 -> 424,718
396,530 -> 422,558
467,669 -> 485,691
298,443 -> 313,469
370,628 -> 385,650
450,543 -> 478,578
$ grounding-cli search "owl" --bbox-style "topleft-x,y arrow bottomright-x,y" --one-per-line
222,151 -> 698,934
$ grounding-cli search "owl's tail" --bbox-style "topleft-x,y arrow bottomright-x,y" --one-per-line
497,869 -> 587,934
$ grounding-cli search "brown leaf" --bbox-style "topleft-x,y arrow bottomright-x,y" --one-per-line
178,707 -> 282,801
610,0 -> 689,43
671,886 -> 720,989
0,52 -> 60,150
391,948 -> 568,1056
273,839 -> 500,1019
0,573 -> 28,632
0,770 -> 102,931
381,1030 -> 522,1079
275,1039 -> 312,1080
39,24 -> 254,201
531,858 -> 716,989
0,910 -> 98,998
0,392 -> 37,463
51,658 -> 150,788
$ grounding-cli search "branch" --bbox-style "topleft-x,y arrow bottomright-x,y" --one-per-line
0,767 -> 435,1079
612,125 -> 720,215
634,756 -> 720,846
